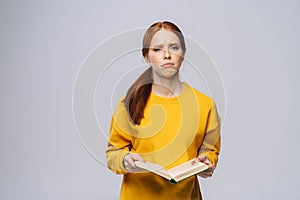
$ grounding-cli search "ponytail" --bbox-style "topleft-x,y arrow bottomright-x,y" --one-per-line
123,67 -> 153,125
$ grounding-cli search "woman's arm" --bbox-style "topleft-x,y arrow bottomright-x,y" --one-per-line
106,116 -> 132,174
106,115 -> 145,174
196,101 -> 221,177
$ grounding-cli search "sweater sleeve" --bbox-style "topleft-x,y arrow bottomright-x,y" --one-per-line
106,101 -> 133,174
198,101 -> 221,167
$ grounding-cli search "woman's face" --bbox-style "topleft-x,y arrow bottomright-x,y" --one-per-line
144,29 -> 184,79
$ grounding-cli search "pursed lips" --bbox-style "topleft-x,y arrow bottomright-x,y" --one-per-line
161,62 -> 175,67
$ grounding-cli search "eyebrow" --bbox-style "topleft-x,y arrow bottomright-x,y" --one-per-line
151,43 -> 180,48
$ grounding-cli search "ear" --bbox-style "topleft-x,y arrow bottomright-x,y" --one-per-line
144,55 -> 150,63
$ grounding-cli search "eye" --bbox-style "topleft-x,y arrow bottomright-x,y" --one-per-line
152,48 -> 162,52
170,45 -> 180,51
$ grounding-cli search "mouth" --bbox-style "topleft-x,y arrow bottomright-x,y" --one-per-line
162,62 -> 175,67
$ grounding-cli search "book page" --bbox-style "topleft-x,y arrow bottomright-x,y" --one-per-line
135,161 -> 172,180
168,160 -> 209,181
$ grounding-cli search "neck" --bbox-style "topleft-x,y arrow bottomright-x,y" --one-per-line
152,75 -> 184,97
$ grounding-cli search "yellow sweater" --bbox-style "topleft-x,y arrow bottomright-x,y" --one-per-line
106,83 -> 221,200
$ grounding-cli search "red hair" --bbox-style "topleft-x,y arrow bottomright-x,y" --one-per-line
123,21 -> 186,125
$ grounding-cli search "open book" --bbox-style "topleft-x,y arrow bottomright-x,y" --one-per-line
135,159 -> 209,184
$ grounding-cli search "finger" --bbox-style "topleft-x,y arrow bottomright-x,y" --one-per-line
197,165 -> 214,178
205,170 -> 213,175
197,173 -> 208,178
197,156 -> 210,164
201,167 -> 213,173
198,174 -> 207,178
131,154 -> 146,163
124,161 -> 140,173
198,171 -> 213,178
199,156 -> 214,166
191,157 -> 201,165
202,169 -> 212,174
124,154 -> 146,173
198,173 -> 212,178
198,156 -> 206,161
124,154 -> 136,168
207,163 -> 215,170
127,156 -> 136,167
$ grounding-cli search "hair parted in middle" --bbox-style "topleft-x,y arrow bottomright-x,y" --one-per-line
123,21 -> 186,125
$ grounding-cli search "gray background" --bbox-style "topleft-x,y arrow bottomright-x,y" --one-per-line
1,0 -> 300,199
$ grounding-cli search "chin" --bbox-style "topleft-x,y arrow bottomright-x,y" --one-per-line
161,71 -> 178,79
154,67 -> 178,78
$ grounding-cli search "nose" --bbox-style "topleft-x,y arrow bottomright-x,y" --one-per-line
163,49 -> 171,59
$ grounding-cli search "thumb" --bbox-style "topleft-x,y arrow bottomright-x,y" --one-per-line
131,154 -> 146,163
198,156 -> 210,165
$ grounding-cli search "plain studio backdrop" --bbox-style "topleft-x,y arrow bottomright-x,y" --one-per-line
1,0 -> 299,199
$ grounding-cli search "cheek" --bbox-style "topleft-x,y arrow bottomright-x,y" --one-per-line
147,53 -> 161,64
174,51 -> 184,60
174,54 -> 184,64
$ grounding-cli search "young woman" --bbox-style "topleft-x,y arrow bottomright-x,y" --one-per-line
106,21 -> 221,200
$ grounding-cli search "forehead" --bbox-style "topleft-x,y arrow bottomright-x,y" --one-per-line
150,29 -> 180,46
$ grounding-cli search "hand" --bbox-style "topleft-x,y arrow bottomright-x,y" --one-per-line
192,156 -> 215,178
123,153 -> 146,173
